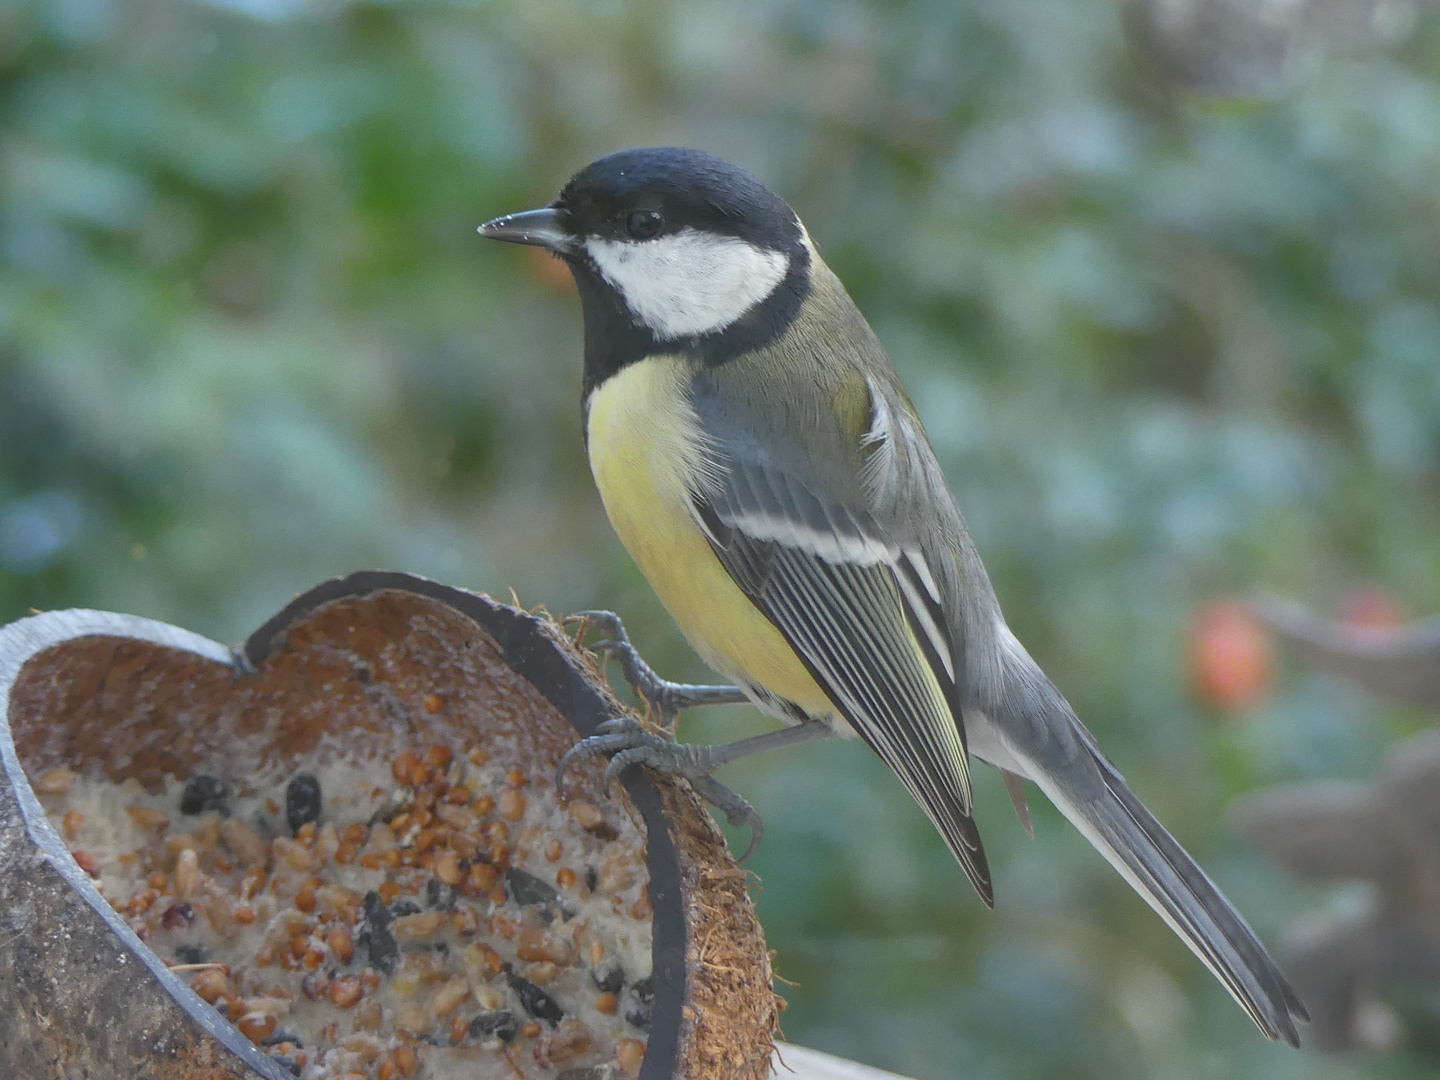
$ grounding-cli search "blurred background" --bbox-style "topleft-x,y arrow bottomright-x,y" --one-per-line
3,0 -> 1440,1076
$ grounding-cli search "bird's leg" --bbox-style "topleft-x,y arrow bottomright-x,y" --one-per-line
557,716 -> 835,861
571,610 -> 749,729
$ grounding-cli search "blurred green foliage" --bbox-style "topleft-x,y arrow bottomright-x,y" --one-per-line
3,0 -> 1440,1076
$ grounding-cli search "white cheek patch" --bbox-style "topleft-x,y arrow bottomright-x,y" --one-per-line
585,229 -> 790,341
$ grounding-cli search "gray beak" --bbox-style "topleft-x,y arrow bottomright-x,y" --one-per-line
477,207 -> 574,254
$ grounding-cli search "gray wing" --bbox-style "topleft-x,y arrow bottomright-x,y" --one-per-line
689,394 -> 994,905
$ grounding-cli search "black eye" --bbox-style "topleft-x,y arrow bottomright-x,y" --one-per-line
624,208 -> 663,240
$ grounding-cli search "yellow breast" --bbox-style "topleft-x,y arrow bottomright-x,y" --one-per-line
584,357 -> 833,720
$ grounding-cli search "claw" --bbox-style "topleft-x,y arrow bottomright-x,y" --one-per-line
556,717 -> 670,796
554,713 -> 768,861
560,610 -> 765,859
602,745 -> 651,793
569,610 -> 628,641
689,775 -> 764,861
567,609 -> 747,726
556,731 -> 630,795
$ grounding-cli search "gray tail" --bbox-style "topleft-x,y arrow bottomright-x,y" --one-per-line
1040,736 -> 1308,1046
994,635 -> 1308,1045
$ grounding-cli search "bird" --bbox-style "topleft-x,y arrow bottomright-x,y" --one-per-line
478,146 -> 1308,1046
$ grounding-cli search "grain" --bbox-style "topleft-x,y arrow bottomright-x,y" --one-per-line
328,974 -> 364,1008
566,800 -> 605,830
190,967 -> 229,1004
193,813 -> 222,850
616,1038 -> 646,1077
463,942 -> 504,977
427,977 -> 471,1021
545,1018 -> 596,1063
467,862 -> 497,893
498,788 -> 527,822
434,850 -> 463,886
220,818 -> 267,867
61,809 -> 84,839
391,910 -> 446,944
236,1012 -> 276,1043
327,925 -> 354,963
34,768 -> 77,795
173,848 -> 201,900
392,1043 -> 418,1078
272,836 -> 316,872
517,926 -> 576,965
127,805 -> 170,830
391,752 -> 421,786
353,999 -> 382,1032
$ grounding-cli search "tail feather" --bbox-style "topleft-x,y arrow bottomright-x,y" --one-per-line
1034,745 -> 1307,1046
1095,749 -> 1310,1026
989,629 -> 1307,1045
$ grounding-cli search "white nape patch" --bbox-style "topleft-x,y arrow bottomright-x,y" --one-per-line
586,229 -> 789,340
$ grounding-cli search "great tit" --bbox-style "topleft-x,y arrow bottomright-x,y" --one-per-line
479,147 -> 1307,1046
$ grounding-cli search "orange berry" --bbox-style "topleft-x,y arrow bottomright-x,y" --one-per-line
1190,600 -> 1272,712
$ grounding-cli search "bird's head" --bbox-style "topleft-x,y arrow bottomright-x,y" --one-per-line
480,147 -> 813,372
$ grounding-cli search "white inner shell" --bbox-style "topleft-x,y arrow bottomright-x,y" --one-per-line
585,229 -> 790,340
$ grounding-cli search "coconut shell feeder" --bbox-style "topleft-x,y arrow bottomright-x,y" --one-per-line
0,571 -> 779,1080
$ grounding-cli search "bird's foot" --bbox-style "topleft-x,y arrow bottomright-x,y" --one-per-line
556,716 -> 764,861
570,610 -> 748,728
